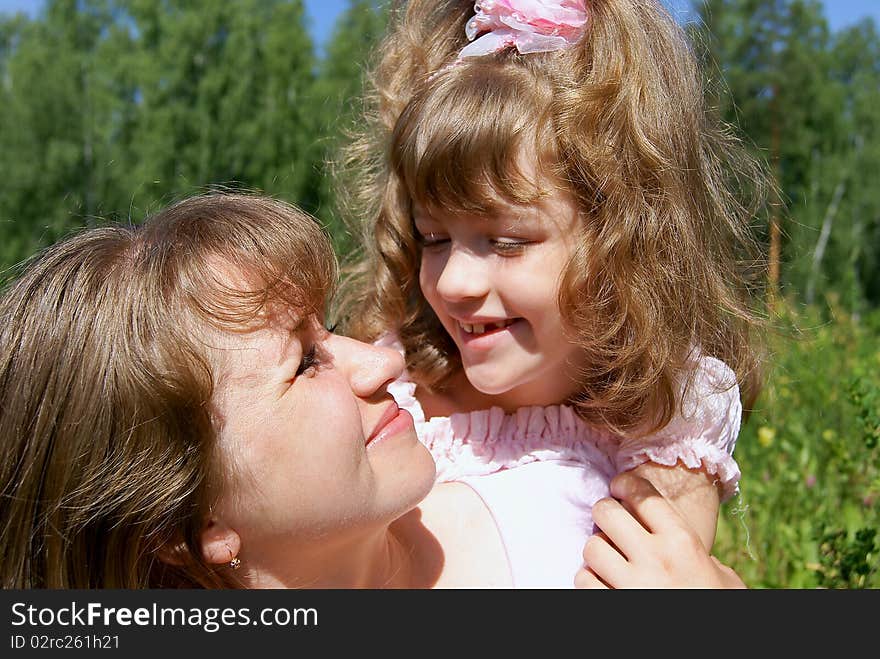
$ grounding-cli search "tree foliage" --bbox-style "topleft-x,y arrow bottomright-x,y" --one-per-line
311,0 -> 389,252
0,0 -> 321,275
0,0 -> 876,307
692,0 -> 880,312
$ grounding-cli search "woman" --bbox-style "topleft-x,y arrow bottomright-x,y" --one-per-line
0,192 -> 742,588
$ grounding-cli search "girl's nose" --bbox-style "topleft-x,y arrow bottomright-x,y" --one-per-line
330,334 -> 405,398
433,247 -> 490,302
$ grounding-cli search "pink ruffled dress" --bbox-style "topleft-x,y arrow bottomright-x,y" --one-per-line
379,337 -> 743,588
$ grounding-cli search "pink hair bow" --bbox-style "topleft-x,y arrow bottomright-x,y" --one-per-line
460,0 -> 588,59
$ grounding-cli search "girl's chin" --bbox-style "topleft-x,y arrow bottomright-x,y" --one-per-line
460,367 -> 521,398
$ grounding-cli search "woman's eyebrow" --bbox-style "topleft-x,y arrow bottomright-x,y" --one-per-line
277,330 -> 303,368
252,315 -> 305,372
411,208 -> 436,223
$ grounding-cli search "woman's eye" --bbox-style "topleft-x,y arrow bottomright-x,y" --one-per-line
295,345 -> 320,377
416,230 -> 449,249
490,239 -> 530,255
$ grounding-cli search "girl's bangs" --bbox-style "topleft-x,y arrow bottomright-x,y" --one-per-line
392,60 -> 558,216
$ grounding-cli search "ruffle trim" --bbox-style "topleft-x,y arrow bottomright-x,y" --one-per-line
379,335 -> 743,502
389,378 -> 741,501
615,441 -> 742,501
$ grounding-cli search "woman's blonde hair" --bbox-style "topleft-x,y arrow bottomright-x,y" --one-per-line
339,0 -> 768,434
0,192 -> 336,588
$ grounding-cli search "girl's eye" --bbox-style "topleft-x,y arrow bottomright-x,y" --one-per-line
490,239 -> 530,255
295,345 -> 320,377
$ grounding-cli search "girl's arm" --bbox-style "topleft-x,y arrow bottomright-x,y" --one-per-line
575,472 -> 745,589
628,460 -> 721,551
612,356 -> 743,551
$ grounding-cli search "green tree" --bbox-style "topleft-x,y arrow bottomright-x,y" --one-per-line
0,0 -> 124,272
119,0 -> 318,218
692,0 -> 880,312
311,0 -> 389,253
816,20 -> 880,311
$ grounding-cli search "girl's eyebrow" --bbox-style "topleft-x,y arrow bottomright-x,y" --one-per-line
414,199 -> 526,219
412,203 -> 544,232
484,207 -> 539,230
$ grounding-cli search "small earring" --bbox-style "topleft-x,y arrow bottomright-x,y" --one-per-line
226,545 -> 241,570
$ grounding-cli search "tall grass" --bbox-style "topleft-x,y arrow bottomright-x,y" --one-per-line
716,297 -> 880,588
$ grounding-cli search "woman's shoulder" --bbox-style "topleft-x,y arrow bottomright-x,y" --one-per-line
415,481 -> 513,587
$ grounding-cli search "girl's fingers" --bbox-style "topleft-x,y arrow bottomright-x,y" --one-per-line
608,472 -> 687,536
581,528 -> 630,588
590,496 -> 651,560
711,557 -> 748,589
573,566 -> 610,589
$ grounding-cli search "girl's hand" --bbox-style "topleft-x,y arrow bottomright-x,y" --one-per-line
574,472 -> 746,589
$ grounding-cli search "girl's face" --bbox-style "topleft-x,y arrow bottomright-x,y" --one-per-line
416,181 -> 588,410
208,313 -> 436,556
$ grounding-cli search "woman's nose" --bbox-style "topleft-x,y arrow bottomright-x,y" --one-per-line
432,247 -> 490,302
331,335 -> 405,398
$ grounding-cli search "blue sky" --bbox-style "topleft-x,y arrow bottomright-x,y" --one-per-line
1,1 -> 878,51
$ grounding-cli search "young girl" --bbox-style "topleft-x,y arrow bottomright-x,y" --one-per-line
340,0 -> 767,587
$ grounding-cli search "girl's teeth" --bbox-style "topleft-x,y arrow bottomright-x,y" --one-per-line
461,320 -> 514,335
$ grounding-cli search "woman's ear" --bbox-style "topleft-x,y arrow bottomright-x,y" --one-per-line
156,518 -> 240,567
199,518 -> 241,566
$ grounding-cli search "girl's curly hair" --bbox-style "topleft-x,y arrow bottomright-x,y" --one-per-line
337,0 -> 770,436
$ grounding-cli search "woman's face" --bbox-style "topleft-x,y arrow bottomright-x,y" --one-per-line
206,311 -> 436,555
